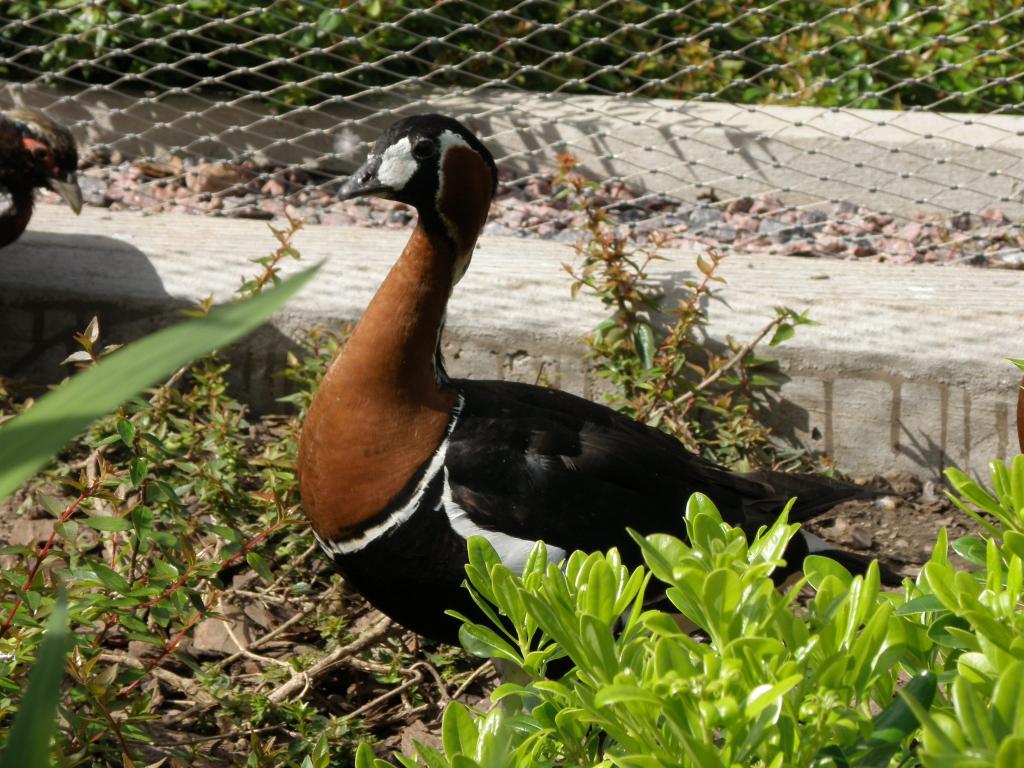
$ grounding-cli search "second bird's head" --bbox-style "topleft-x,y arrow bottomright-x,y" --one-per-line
9,109 -> 83,214
339,114 -> 497,255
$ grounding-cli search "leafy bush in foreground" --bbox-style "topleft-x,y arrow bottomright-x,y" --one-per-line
364,454 -> 1024,767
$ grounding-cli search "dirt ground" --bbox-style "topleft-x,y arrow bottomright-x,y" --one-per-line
808,470 -> 980,578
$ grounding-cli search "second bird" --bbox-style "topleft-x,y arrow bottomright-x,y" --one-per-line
0,108 -> 83,249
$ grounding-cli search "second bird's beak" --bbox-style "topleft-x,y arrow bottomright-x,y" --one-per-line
338,155 -> 390,201
47,174 -> 83,215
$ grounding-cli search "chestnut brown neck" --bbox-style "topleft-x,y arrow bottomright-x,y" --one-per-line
299,223 -> 460,541
299,141 -> 496,542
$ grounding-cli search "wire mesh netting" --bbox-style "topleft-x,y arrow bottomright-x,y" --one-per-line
4,0 -> 1024,266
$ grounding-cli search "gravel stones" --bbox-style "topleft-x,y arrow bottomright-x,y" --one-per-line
41,154 -> 1024,269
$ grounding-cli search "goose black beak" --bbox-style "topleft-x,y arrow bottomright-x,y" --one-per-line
338,155 -> 390,201
47,174 -> 83,215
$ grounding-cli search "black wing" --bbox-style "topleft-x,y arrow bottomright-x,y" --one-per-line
445,379 -> 864,563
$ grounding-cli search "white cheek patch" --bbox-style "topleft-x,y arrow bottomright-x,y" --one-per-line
377,136 -> 418,190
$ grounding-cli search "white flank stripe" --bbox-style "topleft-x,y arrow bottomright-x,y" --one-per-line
319,395 -> 465,556
441,468 -> 566,574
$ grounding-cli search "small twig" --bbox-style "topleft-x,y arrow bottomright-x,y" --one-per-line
451,660 -> 494,701
267,615 -> 392,703
344,656 -> 395,676
69,655 -> 133,757
215,603 -> 316,669
223,620 -> 291,669
117,609 -> 204,697
343,670 -> 424,721
150,722 -> 293,748
373,702 -> 433,727
411,660 -> 451,707
101,650 -> 218,707
660,316 -> 780,414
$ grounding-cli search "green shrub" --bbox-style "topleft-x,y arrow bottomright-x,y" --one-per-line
556,154 -> 815,471
364,453 -> 1024,767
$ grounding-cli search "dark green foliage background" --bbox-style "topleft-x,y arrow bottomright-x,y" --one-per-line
3,0 -> 1022,113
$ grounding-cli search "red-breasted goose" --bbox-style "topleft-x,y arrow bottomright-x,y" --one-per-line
298,114 -> 887,644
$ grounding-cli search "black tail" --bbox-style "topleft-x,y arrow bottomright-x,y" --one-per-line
742,468 -> 880,522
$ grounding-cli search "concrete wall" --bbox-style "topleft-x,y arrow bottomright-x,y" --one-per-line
2,205 -> 1020,480
5,83 -> 1024,217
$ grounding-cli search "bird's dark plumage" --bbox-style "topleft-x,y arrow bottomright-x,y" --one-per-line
299,114 -> 890,646
0,108 -> 83,249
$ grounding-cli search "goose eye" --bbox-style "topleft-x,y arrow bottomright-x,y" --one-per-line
412,139 -> 437,161
33,147 -> 50,161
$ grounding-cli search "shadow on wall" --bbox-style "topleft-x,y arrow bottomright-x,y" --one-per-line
0,230 -> 304,411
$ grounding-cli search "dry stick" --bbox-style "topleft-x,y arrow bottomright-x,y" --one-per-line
411,660 -> 451,707
653,316 -> 781,422
223,620 -> 291,670
160,604 -> 321,727
150,722 -> 294,749
450,661 -> 494,701
342,670 -> 425,722
101,650 -> 219,707
215,603 -> 316,669
267,615 -> 393,704
115,518 -> 292,697
117,609 -> 205,697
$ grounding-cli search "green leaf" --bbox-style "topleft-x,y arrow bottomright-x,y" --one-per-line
458,623 -> 521,664
355,742 -> 379,768
997,737 -> 1024,768
804,555 -> 852,590
442,701 -> 479,757
581,558 -> 615,623
115,418 -> 136,448
594,684 -> 662,707
246,551 -> 274,584
0,594 -> 70,768
633,323 -> 656,370
895,594 -> 945,615
849,671 -> 936,766
952,536 -> 988,567
80,515 -> 132,532
578,613 -> 617,680
770,323 -> 794,346
128,457 -> 148,487
0,265 -> 318,502
91,563 -> 130,593
1004,531 -> 1024,561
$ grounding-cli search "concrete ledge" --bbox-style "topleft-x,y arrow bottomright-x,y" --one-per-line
1,205 -> 1021,479
7,84 -> 1024,217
